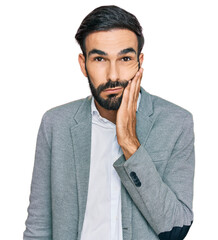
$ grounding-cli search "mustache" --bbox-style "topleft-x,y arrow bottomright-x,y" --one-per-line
97,80 -> 128,93
96,76 -> 135,95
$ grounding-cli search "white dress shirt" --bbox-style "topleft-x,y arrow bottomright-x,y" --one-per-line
80,92 -> 141,240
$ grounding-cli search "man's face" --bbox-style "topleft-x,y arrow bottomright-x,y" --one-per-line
79,29 -> 143,110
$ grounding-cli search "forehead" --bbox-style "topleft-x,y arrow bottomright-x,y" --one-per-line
85,29 -> 138,55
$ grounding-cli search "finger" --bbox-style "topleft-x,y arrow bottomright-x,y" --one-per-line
134,68 -> 143,102
128,70 -> 140,110
130,68 -> 142,115
120,80 -> 131,109
127,71 -> 141,130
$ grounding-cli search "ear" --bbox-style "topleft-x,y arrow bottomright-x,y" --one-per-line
138,53 -> 144,67
78,53 -> 87,77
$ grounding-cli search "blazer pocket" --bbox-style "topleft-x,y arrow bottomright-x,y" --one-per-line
148,150 -> 169,176
148,150 -> 169,162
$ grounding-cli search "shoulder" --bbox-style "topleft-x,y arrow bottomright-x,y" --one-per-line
152,93 -> 193,119
140,87 -> 194,129
140,89 -> 194,152
139,86 -> 193,122
41,96 -> 91,127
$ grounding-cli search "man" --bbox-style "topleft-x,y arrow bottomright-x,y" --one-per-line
23,5 -> 195,240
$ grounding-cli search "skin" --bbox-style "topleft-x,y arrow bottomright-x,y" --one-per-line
78,29 -> 144,160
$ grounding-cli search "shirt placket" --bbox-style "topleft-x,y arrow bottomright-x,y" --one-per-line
111,133 -> 123,240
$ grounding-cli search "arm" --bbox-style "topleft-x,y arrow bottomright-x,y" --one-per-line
114,113 -> 195,239
23,114 -> 52,240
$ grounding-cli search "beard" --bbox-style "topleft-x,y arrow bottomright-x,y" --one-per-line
86,69 -> 129,110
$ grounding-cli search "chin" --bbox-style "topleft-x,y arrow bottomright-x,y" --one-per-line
95,93 -> 123,111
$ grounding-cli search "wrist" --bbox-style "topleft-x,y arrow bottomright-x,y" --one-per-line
120,139 -> 140,160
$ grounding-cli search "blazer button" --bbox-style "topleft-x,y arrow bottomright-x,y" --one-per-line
130,171 -> 141,187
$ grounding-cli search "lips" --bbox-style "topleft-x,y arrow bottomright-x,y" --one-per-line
104,87 -> 123,94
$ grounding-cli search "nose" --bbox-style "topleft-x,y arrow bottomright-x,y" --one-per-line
107,62 -> 119,82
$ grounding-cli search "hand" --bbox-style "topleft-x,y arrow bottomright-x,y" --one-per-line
116,68 -> 143,160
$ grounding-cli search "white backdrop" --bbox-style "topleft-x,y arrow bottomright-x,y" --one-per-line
0,0 -> 218,239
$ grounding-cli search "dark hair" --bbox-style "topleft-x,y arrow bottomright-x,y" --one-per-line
75,5 -> 144,57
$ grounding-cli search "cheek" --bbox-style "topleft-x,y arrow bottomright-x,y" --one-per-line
119,60 -> 139,80
86,64 -> 106,87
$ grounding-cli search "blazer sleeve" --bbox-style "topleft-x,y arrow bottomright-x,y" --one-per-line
23,114 -> 52,240
113,113 -> 195,240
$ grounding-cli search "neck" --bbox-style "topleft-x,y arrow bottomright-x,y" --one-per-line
94,99 -> 117,124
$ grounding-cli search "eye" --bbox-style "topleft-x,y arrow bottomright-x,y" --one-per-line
94,57 -> 104,62
122,56 -> 131,62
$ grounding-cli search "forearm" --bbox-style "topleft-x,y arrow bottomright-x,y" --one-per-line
113,143 -> 194,239
23,115 -> 52,240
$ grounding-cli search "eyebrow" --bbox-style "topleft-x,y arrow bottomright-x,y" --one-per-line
118,48 -> 136,55
88,47 -> 136,57
88,49 -> 107,57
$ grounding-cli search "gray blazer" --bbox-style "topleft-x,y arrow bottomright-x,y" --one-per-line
23,87 -> 195,240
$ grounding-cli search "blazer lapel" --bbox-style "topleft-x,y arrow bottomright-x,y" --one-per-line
70,96 -> 92,237
136,87 -> 155,147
